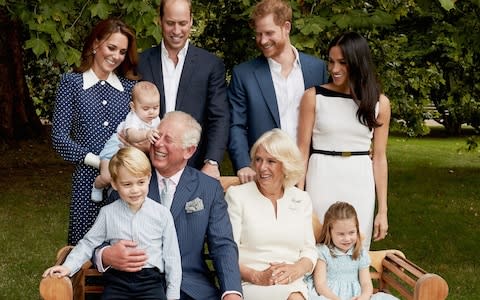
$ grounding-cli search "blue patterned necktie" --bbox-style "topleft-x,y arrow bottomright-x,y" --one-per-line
161,178 -> 173,209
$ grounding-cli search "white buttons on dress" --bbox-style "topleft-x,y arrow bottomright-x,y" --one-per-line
102,100 -> 107,105
100,81 -> 106,85
103,121 -> 109,127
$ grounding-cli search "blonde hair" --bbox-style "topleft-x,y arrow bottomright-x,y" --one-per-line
109,147 -> 151,182
162,111 -> 201,149
250,129 -> 304,187
250,0 -> 292,28
318,202 -> 363,260
132,81 -> 160,104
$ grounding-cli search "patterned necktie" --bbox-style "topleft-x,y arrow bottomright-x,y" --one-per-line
161,178 -> 173,209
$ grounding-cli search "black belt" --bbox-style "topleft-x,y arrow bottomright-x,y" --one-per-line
312,149 -> 370,157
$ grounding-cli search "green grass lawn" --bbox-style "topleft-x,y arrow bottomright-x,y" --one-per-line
0,133 -> 479,299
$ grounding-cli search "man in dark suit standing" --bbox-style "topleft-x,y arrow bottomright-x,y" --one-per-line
138,0 -> 228,179
228,0 -> 328,183
99,111 -> 242,300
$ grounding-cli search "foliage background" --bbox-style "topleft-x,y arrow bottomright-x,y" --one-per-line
1,0 -> 479,136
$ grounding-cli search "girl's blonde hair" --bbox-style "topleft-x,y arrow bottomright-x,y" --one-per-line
318,202 -> 363,259
109,147 -> 151,182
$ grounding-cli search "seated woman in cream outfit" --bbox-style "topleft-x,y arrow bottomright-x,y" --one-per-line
225,129 -> 317,300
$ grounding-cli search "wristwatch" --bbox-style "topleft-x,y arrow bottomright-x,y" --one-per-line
204,159 -> 218,166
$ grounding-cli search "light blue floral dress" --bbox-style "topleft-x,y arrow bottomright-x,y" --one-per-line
306,244 -> 398,300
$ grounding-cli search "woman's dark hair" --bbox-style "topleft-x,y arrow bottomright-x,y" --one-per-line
75,18 -> 139,80
328,32 -> 381,129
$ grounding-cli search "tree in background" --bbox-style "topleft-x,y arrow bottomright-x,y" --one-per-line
0,0 -> 478,142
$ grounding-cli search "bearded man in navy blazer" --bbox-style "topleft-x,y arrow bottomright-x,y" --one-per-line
228,0 -> 328,183
99,111 -> 242,300
138,0 -> 228,179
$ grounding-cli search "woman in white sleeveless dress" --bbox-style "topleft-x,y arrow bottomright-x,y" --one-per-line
297,32 -> 391,250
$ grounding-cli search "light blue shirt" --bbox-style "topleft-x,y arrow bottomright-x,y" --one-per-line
62,197 -> 182,299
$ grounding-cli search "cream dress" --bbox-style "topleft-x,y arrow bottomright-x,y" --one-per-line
306,86 -> 377,250
225,181 -> 317,300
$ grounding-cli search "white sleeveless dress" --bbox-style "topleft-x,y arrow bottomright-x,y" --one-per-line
306,86 -> 377,250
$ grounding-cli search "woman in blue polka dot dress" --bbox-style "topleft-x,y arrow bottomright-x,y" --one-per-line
51,18 -> 139,245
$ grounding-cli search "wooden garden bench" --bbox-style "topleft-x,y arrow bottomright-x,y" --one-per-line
39,176 -> 448,300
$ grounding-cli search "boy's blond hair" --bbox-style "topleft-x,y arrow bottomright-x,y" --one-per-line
109,147 -> 151,182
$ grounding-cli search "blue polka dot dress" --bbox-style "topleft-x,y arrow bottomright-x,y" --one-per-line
51,72 -> 135,245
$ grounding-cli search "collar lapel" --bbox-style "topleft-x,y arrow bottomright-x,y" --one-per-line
175,45 -> 196,110
148,169 -> 161,203
149,47 -> 166,116
254,58 -> 281,127
169,167 -> 196,219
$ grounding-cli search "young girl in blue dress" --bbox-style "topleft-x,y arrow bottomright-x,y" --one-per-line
306,202 -> 398,300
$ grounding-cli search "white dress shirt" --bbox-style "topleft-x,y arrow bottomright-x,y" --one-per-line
267,46 -> 305,142
161,40 -> 189,113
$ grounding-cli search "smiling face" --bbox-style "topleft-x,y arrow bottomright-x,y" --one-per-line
111,166 -> 150,212
328,45 -> 350,94
330,217 -> 359,253
150,117 -> 196,178
160,0 -> 192,55
91,32 -> 129,80
254,13 -> 290,61
253,146 -> 284,194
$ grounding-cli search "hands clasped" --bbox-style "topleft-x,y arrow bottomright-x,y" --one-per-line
253,262 -> 301,286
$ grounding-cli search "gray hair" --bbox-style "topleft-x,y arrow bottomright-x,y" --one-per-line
163,111 -> 201,149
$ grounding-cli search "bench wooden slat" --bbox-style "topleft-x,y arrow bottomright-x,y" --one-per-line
382,272 -> 414,300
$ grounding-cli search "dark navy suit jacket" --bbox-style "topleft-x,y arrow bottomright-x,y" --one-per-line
148,166 -> 242,299
138,44 -> 229,169
228,53 -> 328,171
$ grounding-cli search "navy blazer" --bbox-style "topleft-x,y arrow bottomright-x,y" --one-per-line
228,53 -> 328,171
138,44 -> 229,169
149,167 -> 242,299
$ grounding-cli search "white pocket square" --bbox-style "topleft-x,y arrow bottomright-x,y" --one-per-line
185,197 -> 204,213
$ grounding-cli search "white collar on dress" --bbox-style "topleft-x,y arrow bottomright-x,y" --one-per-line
82,69 -> 124,91
330,245 -> 354,256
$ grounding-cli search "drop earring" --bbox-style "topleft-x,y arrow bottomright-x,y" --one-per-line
92,49 -> 96,55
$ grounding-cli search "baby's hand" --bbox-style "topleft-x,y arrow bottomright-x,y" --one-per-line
146,129 -> 159,144
42,265 -> 71,278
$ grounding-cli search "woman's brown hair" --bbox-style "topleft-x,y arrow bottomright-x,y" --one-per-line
75,18 -> 139,80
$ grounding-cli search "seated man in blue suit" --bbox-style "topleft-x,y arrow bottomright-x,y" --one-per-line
228,0 -> 328,183
96,111 -> 242,300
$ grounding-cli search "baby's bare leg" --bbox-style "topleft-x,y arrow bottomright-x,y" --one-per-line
94,160 -> 112,188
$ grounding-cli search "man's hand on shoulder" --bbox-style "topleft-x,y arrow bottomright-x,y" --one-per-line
103,240 -> 147,272
237,166 -> 256,184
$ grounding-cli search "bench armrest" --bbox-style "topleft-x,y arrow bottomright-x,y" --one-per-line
39,246 -> 74,300
372,250 -> 449,300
